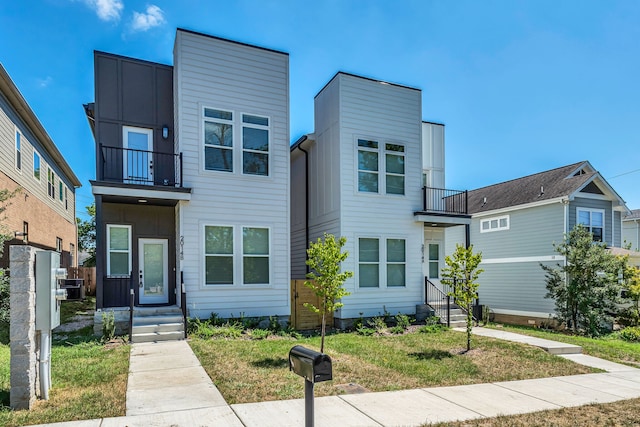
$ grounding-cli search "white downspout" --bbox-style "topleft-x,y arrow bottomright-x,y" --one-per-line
39,331 -> 51,400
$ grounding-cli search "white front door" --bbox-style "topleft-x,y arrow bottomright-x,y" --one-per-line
423,228 -> 444,287
123,126 -> 153,185
138,238 -> 168,304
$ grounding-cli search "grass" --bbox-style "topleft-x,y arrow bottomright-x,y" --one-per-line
189,328 -> 595,404
59,296 -> 96,324
427,397 -> 640,426
490,324 -> 640,367
0,300 -> 129,427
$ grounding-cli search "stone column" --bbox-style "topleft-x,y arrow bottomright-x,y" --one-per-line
10,245 -> 39,410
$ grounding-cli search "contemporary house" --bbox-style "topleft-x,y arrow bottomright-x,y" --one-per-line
445,161 -> 630,325
291,72 -> 470,328
86,29 -> 290,338
0,63 -> 80,269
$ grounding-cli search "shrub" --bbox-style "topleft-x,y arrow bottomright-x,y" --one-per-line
248,329 -> 270,340
389,325 -> 405,334
102,310 -> 115,341
368,316 -> 387,332
619,326 -> 640,342
356,326 -> 376,336
395,313 -> 411,330
0,269 -> 9,344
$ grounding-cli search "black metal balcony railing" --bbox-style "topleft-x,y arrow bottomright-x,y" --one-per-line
99,144 -> 183,187
422,187 -> 468,215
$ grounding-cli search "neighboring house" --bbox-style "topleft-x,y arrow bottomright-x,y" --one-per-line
290,72 -> 471,328
86,29 -> 290,328
622,209 -> 640,251
445,161 -> 630,325
0,63 -> 80,269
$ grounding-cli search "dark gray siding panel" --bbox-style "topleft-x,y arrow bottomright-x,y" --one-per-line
96,56 -> 119,120
122,61 -> 155,125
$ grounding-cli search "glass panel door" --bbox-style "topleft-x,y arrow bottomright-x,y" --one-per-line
123,126 -> 153,185
139,238 -> 168,304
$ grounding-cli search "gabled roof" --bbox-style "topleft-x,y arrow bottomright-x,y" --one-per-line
624,209 -> 640,220
0,63 -> 81,187
467,161 -> 626,215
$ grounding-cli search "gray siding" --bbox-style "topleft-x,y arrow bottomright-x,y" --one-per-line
614,210 -> 622,247
623,220 -> 640,251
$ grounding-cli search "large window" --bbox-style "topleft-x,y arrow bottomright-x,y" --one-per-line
480,215 -> 509,233
242,114 -> 269,176
357,139 -> 379,193
107,225 -> 131,277
387,239 -> 406,287
204,226 -> 234,285
47,168 -> 55,199
385,144 -> 405,195
243,227 -> 269,284
359,238 -> 380,287
577,208 -> 604,242
15,131 -> 21,171
204,108 -> 233,172
33,152 -> 40,181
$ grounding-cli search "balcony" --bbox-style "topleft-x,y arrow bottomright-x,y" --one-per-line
98,144 -> 183,187
420,187 -> 468,216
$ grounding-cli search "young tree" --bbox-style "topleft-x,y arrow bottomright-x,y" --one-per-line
542,224 -> 626,336
622,263 -> 640,326
0,188 -> 19,344
441,244 -> 483,352
304,233 -> 353,353
77,203 -> 96,267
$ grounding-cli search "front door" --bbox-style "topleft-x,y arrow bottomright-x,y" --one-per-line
138,238 -> 168,304
423,228 -> 444,294
123,126 -> 153,185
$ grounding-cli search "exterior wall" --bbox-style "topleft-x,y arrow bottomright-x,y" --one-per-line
0,81 -> 77,268
174,30 -> 290,319
622,219 -> 640,251
568,196 -> 614,244
321,74 -> 424,319
421,122 -> 445,188
290,148 -> 307,279
614,210 -> 622,247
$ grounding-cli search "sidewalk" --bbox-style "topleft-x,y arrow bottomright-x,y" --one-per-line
30,329 -> 640,427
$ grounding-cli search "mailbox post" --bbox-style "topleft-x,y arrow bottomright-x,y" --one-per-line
289,345 -> 332,427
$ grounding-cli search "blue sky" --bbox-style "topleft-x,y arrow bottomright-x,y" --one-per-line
2,0 -> 640,219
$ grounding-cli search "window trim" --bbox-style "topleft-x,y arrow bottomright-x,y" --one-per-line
356,137 -> 406,196
241,226 -> 271,285
202,106 -> 234,173
33,151 -> 41,181
358,237 -> 380,288
384,143 -> 405,195
15,129 -> 22,172
106,224 -> 132,278
480,215 -> 510,233
241,113 -> 270,177
576,207 -> 605,242
203,224 -> 235,286
357,138 -> 380,194
386,238 -> 406,287
47,167 -> 55,199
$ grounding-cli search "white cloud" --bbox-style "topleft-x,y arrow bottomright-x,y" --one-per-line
36,76 -> 53,88
81,0 -> 124,22
131,5 -> 166,32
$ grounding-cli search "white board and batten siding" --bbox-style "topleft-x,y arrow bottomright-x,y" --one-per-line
174,30 -> 290,319
422,122 -> 445,189
622,219 -> 640,251
311,73 -> 425,318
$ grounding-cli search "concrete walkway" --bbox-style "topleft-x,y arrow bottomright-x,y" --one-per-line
30,329 -> 640,427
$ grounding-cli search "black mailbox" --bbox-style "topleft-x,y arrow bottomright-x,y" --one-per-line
289,345 -> 332,383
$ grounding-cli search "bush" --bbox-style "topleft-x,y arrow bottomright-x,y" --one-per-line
101,310 -> 115,341
0,269 -> 9,344
356,326 -> 375,336
419,316 -> 445,334
248,329 -> 270,340
619,326 -> 640,342
368,316 -> 387,332
395,313 -> 411,330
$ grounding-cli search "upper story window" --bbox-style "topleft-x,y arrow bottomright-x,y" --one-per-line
480,215 -> 510,233
357,139 -> 405,195
58,181 -> 64,203
204,108 -> 233,172
47,168 -> 55,199
577,208 -> 604,242
242,114 -> 269,176
15,131 -> 21,171
64,187 -> 68,210
33,152 -> 41,181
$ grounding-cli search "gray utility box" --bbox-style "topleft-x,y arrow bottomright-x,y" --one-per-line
35,251 -> 67,331
289,345 -> 332,383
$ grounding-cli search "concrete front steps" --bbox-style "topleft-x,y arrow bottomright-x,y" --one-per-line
426,302 -> 468,328
131,306 -> 185,343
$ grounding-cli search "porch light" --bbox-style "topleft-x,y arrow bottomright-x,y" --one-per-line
138,199 -> 148,203
162,125 -> 169,139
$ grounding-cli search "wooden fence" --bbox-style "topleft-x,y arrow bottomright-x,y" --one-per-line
290,279 -> 333,330
67,267 -> 96,296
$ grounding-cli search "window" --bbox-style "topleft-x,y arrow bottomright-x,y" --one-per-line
242,114 -> 269,176
70,243 -> 75,267
243,227 -> 269,284
387,239 -> 406,287
480,215 -> 509,233
15,131 -> 21,171
47,168 -> 55,199
56,237 -> 62,252
357,139 -> 379,193
204,226 -> 234,285
64,187 -> 68,210
577,208 -> 604,242
428,243 -> 439,279
59,181 -> 63,202
33,152 -> 40,180
359,238 -> 380,287
22,222 -> 28,243
385,144 -> 405,195
107,225 -> 131,277
203,108 -> 233,172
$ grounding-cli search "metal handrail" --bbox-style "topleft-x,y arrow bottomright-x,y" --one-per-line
98,144 -> 183,187
129,273 -> 134,342
425,278 -> 451,327
421,187 -> 468,214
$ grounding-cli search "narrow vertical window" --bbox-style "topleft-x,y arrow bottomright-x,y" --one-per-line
242,227 -> 270,284
64,187 -> 68,210
33,152 -> 40,180
357,139 -> 379,193
59,182 -> 63,202
242,115 -> 269,176
204,226 -> 234,285
428,243 -> 440,279
387,239 -> 406,286
107,225 -> 131,277
22,222 -> 28,243
15,131 -> 21,170
203,108 -> 233,172
47,168 -> 55,199
56,237 -> 62,252
385,144 -> 405,195
358,238 -> 380,287
70,243 -> 75,267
